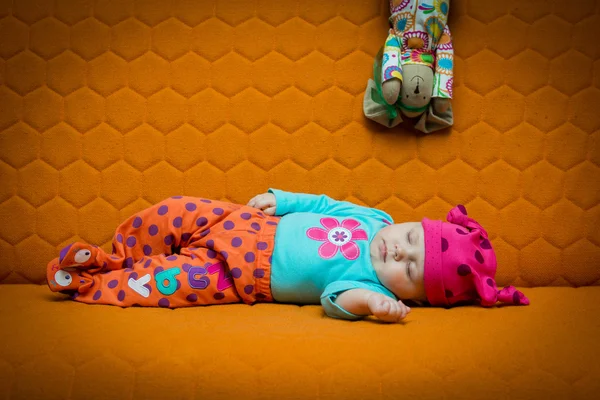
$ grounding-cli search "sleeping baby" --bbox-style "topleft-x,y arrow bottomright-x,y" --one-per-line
46,189 -> 529,322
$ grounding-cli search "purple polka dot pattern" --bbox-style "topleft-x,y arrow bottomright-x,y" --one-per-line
187,293 -> 198,302
457,204 -> 467,215
253,269 -> 265,278
231,268 -> 242,278
456,228 -> 467,235
475,250 -> 484,263
486,278 -> 494,287
201,199 -> 211,203
513,292 -> 521,305
82,199 -> 282,307
126,236 -> 136,248
158,298 -> 170,308
441,237 -> 448,252
481,239 -> 492,250
224,221 -> 235,230
457,264 -> 471,276
172,196 -> 183,199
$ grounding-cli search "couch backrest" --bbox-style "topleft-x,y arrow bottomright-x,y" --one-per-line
0,0 -> 598,287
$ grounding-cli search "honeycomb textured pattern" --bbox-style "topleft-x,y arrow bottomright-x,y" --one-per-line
0,1 -> 599,399
0,0 -> 599,288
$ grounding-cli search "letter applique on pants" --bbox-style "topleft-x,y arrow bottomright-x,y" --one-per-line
46,197 -> 279,308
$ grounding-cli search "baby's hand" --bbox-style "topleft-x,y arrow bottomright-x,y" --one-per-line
247,193 -> 277,216
367,293 -> 411,323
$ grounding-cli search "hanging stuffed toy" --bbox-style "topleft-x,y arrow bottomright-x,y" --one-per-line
363,0 -> 454,133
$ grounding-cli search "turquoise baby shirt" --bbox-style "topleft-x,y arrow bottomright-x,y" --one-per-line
268,189 -> 397,320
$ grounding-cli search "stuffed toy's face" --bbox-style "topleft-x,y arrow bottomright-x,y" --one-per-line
399,64 -> 434,118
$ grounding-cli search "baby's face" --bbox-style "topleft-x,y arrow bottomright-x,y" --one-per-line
370,222 -> 426,301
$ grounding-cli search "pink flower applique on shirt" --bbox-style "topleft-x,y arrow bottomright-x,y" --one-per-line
306,217 -> 368,260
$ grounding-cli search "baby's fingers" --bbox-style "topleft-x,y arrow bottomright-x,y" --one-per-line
263,206 -> 276,216
247,196 -> 259,207
248,194 -> 270,209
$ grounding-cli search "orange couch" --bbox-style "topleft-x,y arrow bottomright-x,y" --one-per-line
1,0 -> 599,399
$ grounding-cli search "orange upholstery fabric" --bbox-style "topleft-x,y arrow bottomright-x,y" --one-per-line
1,285 -> 599,399
0,0 -> 599,398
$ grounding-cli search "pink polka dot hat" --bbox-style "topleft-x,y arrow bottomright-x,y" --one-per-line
422,205 -> 530,307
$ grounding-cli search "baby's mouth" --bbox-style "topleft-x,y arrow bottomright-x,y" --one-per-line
380,240 -> 387,262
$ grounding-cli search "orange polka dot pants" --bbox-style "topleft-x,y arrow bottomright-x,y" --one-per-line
46,196 -> 279,308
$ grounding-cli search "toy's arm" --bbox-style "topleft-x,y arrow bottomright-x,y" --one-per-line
432,25 -> 453,99
333,289 -> 411,323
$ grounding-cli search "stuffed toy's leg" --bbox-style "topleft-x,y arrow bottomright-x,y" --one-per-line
432,25 -> 453,101
47,196 -> 278,307
415,25 -> 454,133
381,29 -> 403,105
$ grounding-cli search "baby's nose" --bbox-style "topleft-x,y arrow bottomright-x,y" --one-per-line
391,245 -> 407,261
